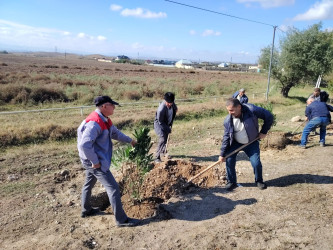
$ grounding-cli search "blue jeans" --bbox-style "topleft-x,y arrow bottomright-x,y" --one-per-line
81,165 -> 128,224
225,140 -> 263,184
300,117 -> 330,146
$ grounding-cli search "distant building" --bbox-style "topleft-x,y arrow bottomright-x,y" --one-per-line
115,55 -> 130,61
175,59 -> 194,69
97,58 -> 112,63
249,65 -> 260,72
218,62 -> 229,68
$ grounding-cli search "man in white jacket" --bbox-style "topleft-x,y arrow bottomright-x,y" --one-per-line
77,95 -> 140,227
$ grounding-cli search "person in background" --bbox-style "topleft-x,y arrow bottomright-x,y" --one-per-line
219,98 -> 273,191
77,95 -> 140,227
299,97 -> 333,148
232,88 -> 249,104
309,87 -> 329,102
154,92 -> 177,163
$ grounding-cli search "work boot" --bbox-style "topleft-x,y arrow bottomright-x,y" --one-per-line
116,218 -> 140,227
225,182 -> 237,191
81,208 -> 100,218
256,181 -> 267,190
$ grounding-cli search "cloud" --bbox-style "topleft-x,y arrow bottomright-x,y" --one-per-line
293,0 -> 333,21
77,32 -> 86,38
110,4 -> 122,11
132,42 -> 144,50
120,8 -> 167,18
202,29 -> 221,37
278,24 -> 290,32
189,30 -> 196,35
0,19 -> 108,53
97,35 -> 107,41
237,0 -> 295,8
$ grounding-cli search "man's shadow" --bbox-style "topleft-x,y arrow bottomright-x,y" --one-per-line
266,174 -> 333,187
140,187 -> 256,224
240,173 -> 333,188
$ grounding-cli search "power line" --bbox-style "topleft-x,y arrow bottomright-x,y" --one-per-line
165,0 -> 278,102
165,0 -> 275,27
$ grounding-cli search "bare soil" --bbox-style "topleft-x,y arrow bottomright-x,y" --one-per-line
0,54 -> 332,249
0,130 -> 332,250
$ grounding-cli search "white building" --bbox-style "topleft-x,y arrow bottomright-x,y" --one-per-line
175,59 -> 194,69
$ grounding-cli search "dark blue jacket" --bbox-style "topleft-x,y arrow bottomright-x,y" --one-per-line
220,104 -> 273,157
305,101 -> 333,121
232,91 -> 248,104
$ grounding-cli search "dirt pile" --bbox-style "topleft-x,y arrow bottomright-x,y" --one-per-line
261,131 -> 293,150
94,159 -> 227,219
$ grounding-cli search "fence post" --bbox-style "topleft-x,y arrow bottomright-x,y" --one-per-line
80,107 -> 83,116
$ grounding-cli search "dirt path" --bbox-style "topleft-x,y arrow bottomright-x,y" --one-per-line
1,133 -> 332,249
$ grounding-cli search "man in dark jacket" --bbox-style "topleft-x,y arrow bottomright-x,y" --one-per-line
232,88 -> 248,104
154,92 -> 177,162
299,97 -> 333,148
219,98 -> 273,191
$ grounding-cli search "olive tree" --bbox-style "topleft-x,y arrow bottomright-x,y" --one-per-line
259,23 -> 333,97
258,45 -> 279,70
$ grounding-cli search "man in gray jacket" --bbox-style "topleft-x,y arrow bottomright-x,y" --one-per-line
154,92 -> 177,162
77,95 -> 139,227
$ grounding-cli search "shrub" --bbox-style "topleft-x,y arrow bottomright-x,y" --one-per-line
0,124 -> 77,148
44,65 -> 59,68
0,86 -> 31,103
32,74 -> 51,82
255,102 -> 277,127
30,87 -> 68,103
112,127 -> 153,200
124,90 -> 141,101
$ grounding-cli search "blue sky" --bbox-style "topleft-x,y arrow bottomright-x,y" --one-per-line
1,0 -> 333,63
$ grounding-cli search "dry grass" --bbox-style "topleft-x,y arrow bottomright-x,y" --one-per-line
0,54 -> 330,149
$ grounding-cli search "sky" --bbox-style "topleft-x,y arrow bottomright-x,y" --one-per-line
1,0 -> 333,63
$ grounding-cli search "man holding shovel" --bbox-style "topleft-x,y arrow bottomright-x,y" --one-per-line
219,98 -> 273,191
298,97 -> 333,148
154,92 -> 177,163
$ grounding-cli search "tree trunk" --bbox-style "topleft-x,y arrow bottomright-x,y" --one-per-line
280,86 -> 291,97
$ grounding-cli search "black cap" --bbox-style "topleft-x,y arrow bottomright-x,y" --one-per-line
164,92 -> 175,103
94,96 -> 120,106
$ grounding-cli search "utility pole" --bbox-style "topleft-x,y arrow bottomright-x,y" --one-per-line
229,57 -> 232,73
266,25 -> 277,101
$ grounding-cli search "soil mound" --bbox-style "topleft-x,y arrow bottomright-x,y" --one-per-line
261,131 -> 293,150
96,159 -> 226,219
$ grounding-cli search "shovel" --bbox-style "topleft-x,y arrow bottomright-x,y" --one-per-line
186,137 -> 260,184
164,133 -> 171,159
291,120 -> 306,135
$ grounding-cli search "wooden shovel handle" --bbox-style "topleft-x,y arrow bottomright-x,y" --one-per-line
188,160 -> 221,183
187,137 -> 260,183
165,134 -> 170,153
